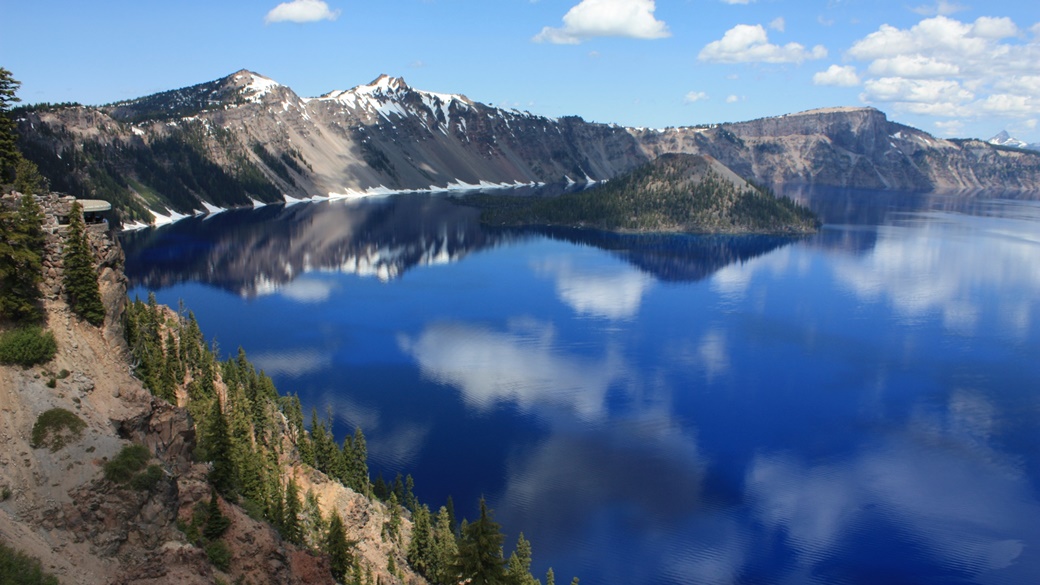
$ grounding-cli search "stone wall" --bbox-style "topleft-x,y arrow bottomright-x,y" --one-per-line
2,191 -> 127,343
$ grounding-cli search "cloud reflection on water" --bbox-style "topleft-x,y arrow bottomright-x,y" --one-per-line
533,257 -> 654,320
746,387 -> 1040,583
398,318 -> 627,420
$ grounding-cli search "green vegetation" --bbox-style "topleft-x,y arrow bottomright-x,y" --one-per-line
103,443 -> 151,483
124,295 -> 566,584
30,408 -> 86,452
0,68 -> 47,196
468,153 -> 819,235
0,326 -> 56,367
0,539 -> 59,585
62,201 -> 106,326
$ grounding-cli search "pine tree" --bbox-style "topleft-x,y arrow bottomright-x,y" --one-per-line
13,156 -> 47,195
203,488 -> 231,540
545,568 -> 555,585
445,495 -> 457,537
283,477 -> 303,545
407,504 -> 434,578
326,510 -> 354,583
205,397 -> 237,497
0,193 -> 44,323
384,492 -> 402,544
432,506 -> 460,585
455,498 -> 507,585
506,533 -> 536,585
62,201 -> 105,326
0,67 -> 22,183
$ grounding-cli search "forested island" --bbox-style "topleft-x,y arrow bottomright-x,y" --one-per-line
466,153 -> 820,235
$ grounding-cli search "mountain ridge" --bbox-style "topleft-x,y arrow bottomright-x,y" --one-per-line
15,69 -> 1040,223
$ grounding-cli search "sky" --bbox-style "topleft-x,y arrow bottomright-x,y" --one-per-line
2,0 -> 1038,142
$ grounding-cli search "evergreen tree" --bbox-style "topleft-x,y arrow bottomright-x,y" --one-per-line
407,504 -> 434,579
14,156 -> 47,195
545,568 -> 554,585
506,533 -> 537,585
384,492 -> 402,544
345,427 -> 369,495
326,510 -> 354,583
455,498 -> 507,585
203,488 -> 231,540
445,495 -> 457,537
432,506 -> 460,585
62,201 -> 105,326
0,193 -> 45,322
0,67 -> 21,183
205,397 -> 237,497
283,477 -> 303,545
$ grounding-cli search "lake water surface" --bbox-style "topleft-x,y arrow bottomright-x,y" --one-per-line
123,189 -> 1040,585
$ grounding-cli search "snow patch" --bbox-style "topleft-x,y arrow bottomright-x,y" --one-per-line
200,200 -> 226,214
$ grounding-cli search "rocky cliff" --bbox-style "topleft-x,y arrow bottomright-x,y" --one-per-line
14,72 -> 1040,224
0,193 -> 421,584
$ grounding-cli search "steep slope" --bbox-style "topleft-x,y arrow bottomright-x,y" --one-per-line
0,193 -> 422,585
14,72 -> 1040,224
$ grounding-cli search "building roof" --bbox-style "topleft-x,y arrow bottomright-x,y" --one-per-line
76,199 -> 112,213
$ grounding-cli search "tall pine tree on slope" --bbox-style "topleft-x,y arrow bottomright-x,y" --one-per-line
62,201 -> 105,326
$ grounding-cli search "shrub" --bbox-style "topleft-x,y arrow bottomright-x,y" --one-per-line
129,464 -> 164,491
29,408 -> 86,452
0,326 -> 57,367
103,443 -> 151,483
0,539 -> 59,585
205,540 -> 232,572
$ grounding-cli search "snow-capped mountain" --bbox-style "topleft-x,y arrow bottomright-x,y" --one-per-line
15,69 -> 1040,222
988,130 -> 1040,152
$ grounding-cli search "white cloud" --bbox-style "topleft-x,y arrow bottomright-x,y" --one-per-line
265,0 -> 340,24
698,24 -> 827,64
533,0 -> 670,44
971,16 -> 1020,40
684,91 -> 710,103
768,17 -> 785,33
866,55 -> 960,78
813,64 -> 861,87
934,119 -> 965,135
847,15 -> 1040,120
912,0 -> 967,16
725,94 -> 742,103
721,0 -> 753,4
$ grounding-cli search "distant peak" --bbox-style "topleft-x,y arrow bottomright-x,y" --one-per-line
367,74 -> 408,91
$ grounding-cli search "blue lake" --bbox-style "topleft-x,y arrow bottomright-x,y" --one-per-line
122,189 -> 1040,585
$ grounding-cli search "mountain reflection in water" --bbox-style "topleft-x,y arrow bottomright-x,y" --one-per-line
124,194 -> 804,294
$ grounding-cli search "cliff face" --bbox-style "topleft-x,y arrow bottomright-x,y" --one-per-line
632,107 -> 1040,192
15,72 -> 1040,223
0,193 -> 417,584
